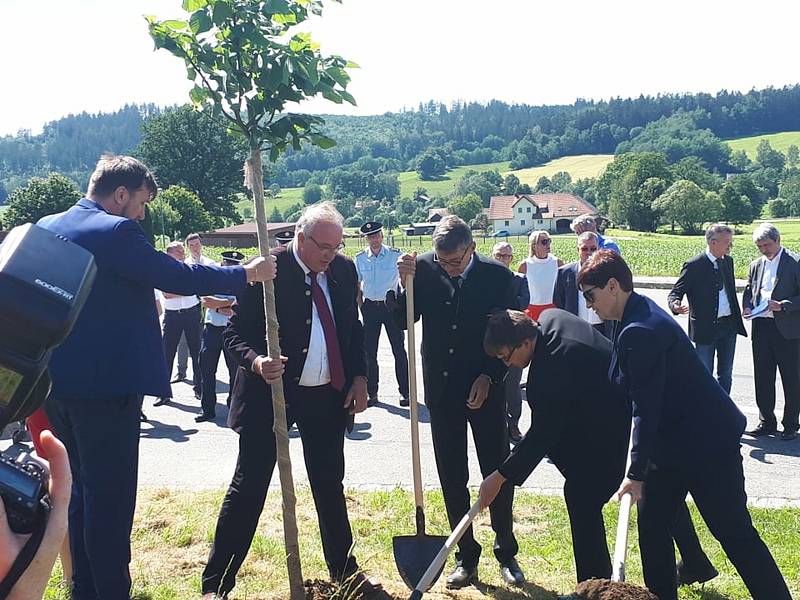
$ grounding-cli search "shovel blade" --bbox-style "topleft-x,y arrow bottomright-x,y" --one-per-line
393,533 -> 449,591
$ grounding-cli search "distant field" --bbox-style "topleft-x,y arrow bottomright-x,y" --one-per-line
397,161 -> 510,198
235,187 -> 304,220
726,131 -> 800,159
511,154 -> 615,186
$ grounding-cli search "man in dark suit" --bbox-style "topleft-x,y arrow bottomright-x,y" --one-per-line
478,309 -> 630,582
394,216 -> 523,588
580,250 -> 791,600
743,222 -> 800,440
201,202 -> 380,599
553,231 -> 612,336
37,155 -> 276,600
668,223 -> 746,394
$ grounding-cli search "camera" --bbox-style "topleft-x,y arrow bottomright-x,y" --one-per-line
0,452 -> 49,534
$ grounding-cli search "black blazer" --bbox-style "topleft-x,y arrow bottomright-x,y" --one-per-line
498,309 -> 629,486
394,252 -> 516,407
553,261 -> 614,334
611,293 -> 747,481
742,248 -> 800,340
225,245 -> 366,433
667,252 -> 746,344
512,273 -> 530,310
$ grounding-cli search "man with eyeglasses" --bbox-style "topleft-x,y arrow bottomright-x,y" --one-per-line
394,216 -> 524,588
355,221 -> 409,407
668,224 -> 745,395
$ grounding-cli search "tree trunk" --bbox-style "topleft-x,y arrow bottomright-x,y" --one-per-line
245,147 -> 304,600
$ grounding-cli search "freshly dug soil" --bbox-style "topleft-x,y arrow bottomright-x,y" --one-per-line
303,578 -> 403,600
575,578 -> 658,600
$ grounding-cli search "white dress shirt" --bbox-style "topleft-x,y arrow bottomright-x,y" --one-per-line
754,248 -> 783,319
155,288 -> 199,310
186,254 -> 216,267
293,247 -> 336,387
577,287 -> 602,324
705,249 -> 732,318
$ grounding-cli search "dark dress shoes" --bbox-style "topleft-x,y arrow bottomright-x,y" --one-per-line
171,373 -> 186,383
139,411 -> 148,422
446,564 -> 477,589
781,429 -> 798,441
195,413 -> 215,423
508,425 -> 523,444
154,397 -> 171,407
399,396 -> 410,407
747,423 -> 777,437
499,558 -> 525,586
677,558 -> 719,585
367,396 -> 379,407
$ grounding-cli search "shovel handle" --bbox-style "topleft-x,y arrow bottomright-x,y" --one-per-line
612,492 -> 632,582
411,499 -> 481,597
406,275 -> 424,511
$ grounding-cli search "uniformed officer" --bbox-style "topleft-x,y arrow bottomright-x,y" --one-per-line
196,250 -> 245,422
354,221 -> 410,407
275,230 -> 294,247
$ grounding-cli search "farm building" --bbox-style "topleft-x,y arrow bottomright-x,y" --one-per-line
200,222 -> 295,248
487,193 -> 598,235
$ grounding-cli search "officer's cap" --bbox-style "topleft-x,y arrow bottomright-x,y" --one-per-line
360,221 -> 383,236
275,230 -> 295,245
221,250 -> 245,264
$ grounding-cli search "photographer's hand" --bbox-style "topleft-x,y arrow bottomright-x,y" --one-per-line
0,430 -> 71,600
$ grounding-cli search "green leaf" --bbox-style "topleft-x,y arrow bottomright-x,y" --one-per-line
325,66 -> 350,87
161,19 -> 189,31
263,0 -> 291,14
310,134 -> 336,149
211,1 -> 233,25
189,10 -> 213,34
182,0 -> 209,10
189,86 -> 209,106
338,89 -> 356,106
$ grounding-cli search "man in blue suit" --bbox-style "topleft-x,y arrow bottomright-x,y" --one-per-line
579,250 -> 791,600
37,155 -> 276,600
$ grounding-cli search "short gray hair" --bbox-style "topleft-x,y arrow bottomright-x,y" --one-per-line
432,216 -> 472,253
295,201 -> 344,236
570,214 -> 596,233
577,231 -> 599,245
752,222 -> 780,243
165,241 -> 184,255
705,223 -> 733,243
492,242 -> 513,255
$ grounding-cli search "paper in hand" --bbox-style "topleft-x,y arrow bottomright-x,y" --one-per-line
744,300 -> 770,320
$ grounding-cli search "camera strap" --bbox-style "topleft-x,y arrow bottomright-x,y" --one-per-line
0,498 -> 51,600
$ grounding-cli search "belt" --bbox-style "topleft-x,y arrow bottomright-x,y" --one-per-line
165,305 -> 200,314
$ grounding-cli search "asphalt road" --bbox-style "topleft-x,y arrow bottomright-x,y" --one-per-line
4,288 -> 799,506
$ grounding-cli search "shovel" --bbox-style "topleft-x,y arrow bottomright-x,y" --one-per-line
612,493 -> 633,582
393,275 -> 448,590
408,499 -> 482,600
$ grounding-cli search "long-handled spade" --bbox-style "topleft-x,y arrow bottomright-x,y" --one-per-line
392,275 -> 448,590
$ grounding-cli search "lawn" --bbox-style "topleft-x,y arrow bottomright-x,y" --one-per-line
398,161 -> 511,199
42,488 -> 800,599
236,188 -> 305,221
725,131 -> 800,159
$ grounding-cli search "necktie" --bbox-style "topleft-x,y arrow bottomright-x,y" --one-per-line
310,272 -> 345,391
715,258 -> 726,292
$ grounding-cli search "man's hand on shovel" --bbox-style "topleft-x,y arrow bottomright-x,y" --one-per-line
397,252 -> 417,286
616,478 -> 644,504
478,470 -> 507,510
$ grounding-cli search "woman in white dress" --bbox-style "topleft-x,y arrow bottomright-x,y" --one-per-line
518,230 -> 563,321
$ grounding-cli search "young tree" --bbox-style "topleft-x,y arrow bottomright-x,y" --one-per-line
268,205 -> 282,223
787,144 -> 800,169
653,180 -> 720,234
149,194 -> 182,238
447,193 -> 482,222
148,2 -> 355,596
302,182 -> 323,205
1,173 -> 81,228
159,185 -> 216,237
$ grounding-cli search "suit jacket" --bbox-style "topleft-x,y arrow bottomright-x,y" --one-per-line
512,273 -> 530,310
667,252 -> 745,344
553,261 -> 613,334
37,198 -> 246,399
611,292 -> 747,481
394,253 -> 515,407
742,248 -> 800,340
498,309 -> 629,486
226,245 -> 366,433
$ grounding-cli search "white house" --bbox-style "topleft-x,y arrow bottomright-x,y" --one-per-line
487,193 -> 598,235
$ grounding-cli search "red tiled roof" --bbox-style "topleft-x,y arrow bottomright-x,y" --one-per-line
488,194 -> 596,220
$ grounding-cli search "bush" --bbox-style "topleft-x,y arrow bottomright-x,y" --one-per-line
1,173 -> 82,228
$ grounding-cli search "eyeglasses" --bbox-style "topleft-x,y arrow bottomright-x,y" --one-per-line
306,234 -> 344,254
539,239 -> 551,246
498,345 -> 519,363
434,246 -> 471,268
582,286 -> 599,303
494,253 -> 513,259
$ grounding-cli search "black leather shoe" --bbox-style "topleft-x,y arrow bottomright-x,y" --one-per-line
677,559 -> 719,585
154,397 -> 171,407
781,429 -> 798,441
508,426 -> 523,444
747,424 -> 777,437
140,411 -> 148,422
399,396 -> 410,407
499,558 -> 525,586
171,373 -> 186,383
446,564 -> 477,589
195,413 -> 215,423
367,396 -> 379,407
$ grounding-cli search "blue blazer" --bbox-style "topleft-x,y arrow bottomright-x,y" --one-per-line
610,292 -> 746,480
38,199 -> 247,399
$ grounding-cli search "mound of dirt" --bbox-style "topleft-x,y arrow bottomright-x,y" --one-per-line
574,578 -> 658,600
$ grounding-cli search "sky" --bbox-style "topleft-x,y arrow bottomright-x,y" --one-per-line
1,0 -> 799,136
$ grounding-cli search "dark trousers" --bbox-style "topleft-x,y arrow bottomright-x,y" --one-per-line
752,318 -> 800,431
672,499 -> 714,572
428,384 -> 517,568
695,324 -> 738,394
202,385 -> 356,596
503,366 -> 523,430
199,324 -> 237,416
361,300 -> 409,398
45,394 -> 141,600
637,449 -> 791,600
162,305 -> 202,398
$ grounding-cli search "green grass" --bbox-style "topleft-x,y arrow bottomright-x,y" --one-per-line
510,154 -> 614,186
42,488 -> 800,599
236,188 -> 305,221
725,131 -> 800,159
398,161 -> 511,199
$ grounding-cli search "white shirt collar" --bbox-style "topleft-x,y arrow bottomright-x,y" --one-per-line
764,247 -> 784,265
292,243 -> 312,276
705,248 -> 721,265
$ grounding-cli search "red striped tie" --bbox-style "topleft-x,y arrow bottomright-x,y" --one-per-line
310,273 -> 345,391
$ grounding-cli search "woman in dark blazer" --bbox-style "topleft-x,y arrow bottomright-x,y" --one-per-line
577,250 -> 791,600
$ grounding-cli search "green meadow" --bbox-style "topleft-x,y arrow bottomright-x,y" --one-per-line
725,131 -> 800,159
